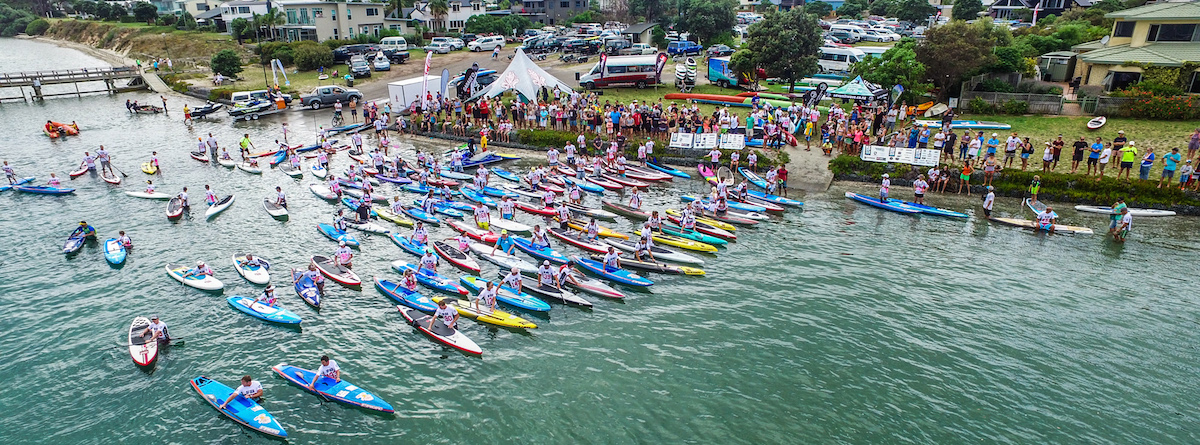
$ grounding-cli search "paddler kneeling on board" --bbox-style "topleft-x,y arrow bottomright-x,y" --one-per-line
117,230 -> 133,249
602,246 -> 622,272
634,235 -> 656,263
1034,206 -> 1058,233
334,242 -> 354,269
254,285 -> 279,307
474,281 -> 499,313
219,375 -> 263,409
647,211 -> 665,235
402,269 -> 419,292
431,298 -> 459,331
300,264 -> 325,295
310,355 -> 340,389
73,221 -> 97,239
239,254 -> 268,270
183,261 -> 213,279
418,247 -> 439,274
501,267 -> 523,295
140,315 -> 169,344
537,260 -> 560,289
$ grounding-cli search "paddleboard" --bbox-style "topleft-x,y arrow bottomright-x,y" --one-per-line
140,162 -> 158,175
237,162 -> 263,174
271,363 -> 395,412
291,269 -> 321,308
1087,116 -> 1106,130
490,218 -> 531,233
886,199 -> 967,218
375,277 -> 438,312
433,240 -> 482,273
311,164 -> 328,179
16,185 -> 75,195
397,305 -> 483,355
317,223 -> 360,247
989,216 -> 1094,235
1074,205 -> 1175,217
571,255 -> 655,287
232,253 -> 270,285
459,276 -> 551,312
1,176 -> 35,192
430,296 -> 538,329
468,242 -> 538,274
128,316 -> 158,367
104,238 -> 127,265
227,296 -> 302,325
165,263 -> 224,291
310,183 -> 338,200
845,192 -> 921,214
205,195 -> 234,220
263,198 -> 288,218
311,255 -> 361,286
125,190 -> 172,200
166,197 -> 185,219
190,376 -> 287,438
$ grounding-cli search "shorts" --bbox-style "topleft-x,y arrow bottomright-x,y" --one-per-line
960,173 -> 970,180
1087,158 -> 1098,166
1039,222 -> 1053,231
1005,151 -> 1016,158
780,180 -> 787,189
983,208 -> 991,217
1109,218 -> 1120,230
1020,153 -> 1030,159
1119,228 -> 1129,238
1120,161 -> 1133,169
914,193 -> 924,198
1030,186 -> 1040,194
1073,152 -> 1084,162
1162,169 -> 1175,179
477,221 -> 489,230
917,142 -> 927,148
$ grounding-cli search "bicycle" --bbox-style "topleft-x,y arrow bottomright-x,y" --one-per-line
331,112 -> 344,127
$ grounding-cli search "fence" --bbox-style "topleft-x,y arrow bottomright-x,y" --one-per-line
960,91 -> 1064,114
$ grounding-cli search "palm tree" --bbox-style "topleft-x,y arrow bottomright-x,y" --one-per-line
264,9 -> 285,41
428,0 -> 448,32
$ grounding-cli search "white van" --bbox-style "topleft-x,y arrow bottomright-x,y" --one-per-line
379,36 -> 408,51
579,55 -> 661,89
468,36 -> 505,52
817,47 -> 866,73
829,24 -> 867,41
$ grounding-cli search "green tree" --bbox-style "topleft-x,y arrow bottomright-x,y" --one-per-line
106,3 -> 126,20
73,0 -> 97,16
952,0 -> 984,20
25,17 -> 49,35
293,42 -> 333,70
728,48 -> 756,87
210,49 -> 244,76
229,17 -> 251,43
178,11 -> 197,30
428,0 -> 448,31
836,0 -> 869,18
651,25 -> 666,47
915,20 -> 1009,99
629,0 -> 671,22
870,0 -> 894,17
676,0 -> 736,45
851,39 -> 929,103
498,0 -> 510,9
131,1 -> 156,23
888,0 -> 936,23
804,1 -> 833,17
746,8 -> 822,93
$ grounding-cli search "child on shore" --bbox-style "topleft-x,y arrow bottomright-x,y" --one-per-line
957,163 -> 973,195
1028,175 -> 1041,203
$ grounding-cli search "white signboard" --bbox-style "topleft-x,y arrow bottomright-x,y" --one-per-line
694,133 -> 719,150
669,133 -> 694,149
719,134 -> 746,150
860,145 -> 941,167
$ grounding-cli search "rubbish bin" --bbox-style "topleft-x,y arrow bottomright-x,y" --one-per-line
346,77 -> 354,87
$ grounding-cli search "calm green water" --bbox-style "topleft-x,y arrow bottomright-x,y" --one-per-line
2,39 -> 1199,444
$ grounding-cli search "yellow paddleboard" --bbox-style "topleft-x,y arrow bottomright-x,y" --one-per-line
650,234 -> 717,253
567,219 -> 628,239
141,162 -> 157,175
664,209 -> 737,232
678,266 -> 706,276
432,296 -> 537,329
375,207 -> 414,227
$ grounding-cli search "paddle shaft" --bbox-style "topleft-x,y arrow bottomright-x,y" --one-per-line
107,337 -> 182,350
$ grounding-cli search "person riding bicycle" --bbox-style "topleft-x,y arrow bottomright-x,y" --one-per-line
333,100 -> 344,125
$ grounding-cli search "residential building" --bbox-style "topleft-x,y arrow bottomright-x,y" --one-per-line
1072,1 -> 1200,92
988,0 -> 1092,20
277,0 -> 389,42
620,22 -> 657,44
513,0 -> 589,26
149,0 -> 182,13
180,0 -> 216,16
218,0 -> 271,34
408,0 -> 488,33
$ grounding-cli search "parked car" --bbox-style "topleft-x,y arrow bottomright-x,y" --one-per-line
468,35 -> 505,52
349,56 -> 371,78
706,44 -> 735,57
373,55 -> 390,71
666,40 -> 702,56
430,37 -> 453,48
448,38 -> 465,50
461,33 -> 477,43
231,89 -> 293,105
300,85 -> 363,110
424,42 -> 452,54
333,44 -> 379,62
826,31 -> 859,44
382,48 -> 410,63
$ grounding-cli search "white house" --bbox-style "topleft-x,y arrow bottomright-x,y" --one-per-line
219,0 -> 272,33
408,0 -> 488,32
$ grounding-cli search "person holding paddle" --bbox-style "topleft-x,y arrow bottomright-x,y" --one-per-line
475,281 -> 499,313
219,375 -> 264,409
140,315 -> 169,344
310,355 -> 340,389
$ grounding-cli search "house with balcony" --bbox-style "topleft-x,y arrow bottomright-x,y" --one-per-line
408,0 -> 488,33
1072,1 -> 1200,92
276,0 -> 388,42
514,0 -> 589,26
988,0 -> 1093,20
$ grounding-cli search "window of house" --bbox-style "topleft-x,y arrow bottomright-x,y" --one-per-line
560,1 -> 569,7
1044,0 -> 1063,9
1190,72 -> 1200,94
1112,21 -> 1134,38
1108,71 -> 1142,91
312,8 -> 322,18
1147,24 -> 1197,42
286,9 -> 296,23
450,20 -> 464,29
237,6 -> 249,13
452,3 -> 460,12
366,8 -> 378,16
299,8 -> 308,23
472,3 -> 480,10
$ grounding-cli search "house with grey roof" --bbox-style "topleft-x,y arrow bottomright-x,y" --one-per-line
1072,0 -> 1200,92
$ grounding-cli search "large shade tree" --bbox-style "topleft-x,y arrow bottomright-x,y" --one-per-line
915,20 -> 1011,99
745,8 -> 822,93
675,0 -> 736,44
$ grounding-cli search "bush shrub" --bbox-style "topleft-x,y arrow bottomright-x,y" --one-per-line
209,49 -> 243,77
294,43 -> 333,71
978,78 -> 1014,93
1015,79 -> 1062,95
25,18 -> 49,35
1124,94 -> 1199,120
209,87 -> 237,101
1001,99 -> 1029,114
968,96 -> 995,114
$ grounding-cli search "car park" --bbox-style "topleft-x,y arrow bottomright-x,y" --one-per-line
424,42 -> 452,54
349,56 -> 372,78
706,44 -> 735,57
333,44 -> 379,62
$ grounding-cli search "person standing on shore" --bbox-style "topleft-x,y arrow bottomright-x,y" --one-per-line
957,163 -> 973,195
1117,140 -> 1138,180
1041,142 -> 1054,172
1139,148 -> 1156,181
1086,137 -> 1102,176
1188,128 -> 1200,162
1096,142 -> 1113,181
1003,132 -> 1020,168
1159,147 -> 1182,188
1178,160 -> 1194,191
912,174 -> 928,205
1071,136 -> 1087,174
982,186 -> 995,218
1051,135 -> 1064,170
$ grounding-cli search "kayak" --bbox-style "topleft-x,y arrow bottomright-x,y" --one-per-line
1074,205 -> 1176,217
317,223 -> 360,247
310,164 -> 327,179
375,207 -> 414,227
401,206 -> 441,224
468,242 -> 538,274
887,199 -> 968,218
585,176 -> 624,190
562,176 -> 605,194
272,363 -> 395,412
311,255 -> 361,286
459,186 -> 498,207
309,183 -> 338,200
104,238 -> 127,265
375,277 -> 438,312
165,263 -> 223,291
447,220 -> 499,243
63,231 -> 87,255
570,255 -> 654,287
232,253 -> 270,285
490,167 -> 520,182
190,151 -> 210,163
263,198 -> 289,218
286,270 -> 321,310
601,201 -> 651,220
459,276 -> 551,312
227,296 -> 302,325
125,191 -> 172,200
746,190 -> 804,207
605,238 -> 707,264
738,167 -> 769,189
489,218 -> 531,234
166,197 -> 185,219
646,162 -> 691,179
511,236 -> 571,264
140,162 -> 158,175
697,164 -> 719,185
390,233 -> 426,257
392,261 -> 469,296
844,192 -> 921,214
237,162 -> 263,174
642,226 -> 728,246
989,216 -> 1094,235
190,376 -> 287,438
278,162 -> 303,178
430,296 -> 538,329
593,254 -> 705,276
601,173 -> 650,189
566,219 -> 628,239
681,195 -> 767,213
433,240 -> 482,273
205,195 -> 234,220
397,305 -> 483,355
565,203 -> 619,220
101,171 -> 121,185
517,275 -> 593,307
561,268 -> 626,299
16,185 -> 75,195
128,316 -> 157,367
548,227 -> 610,254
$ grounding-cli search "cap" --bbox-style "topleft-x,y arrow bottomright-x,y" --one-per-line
150,314 -> 159,320
196,261 -> 205,266
882,173 -> 889,178
987,185 -> 994,190
338,241 -> 346,246
1118,130 -> 1125,133
1045,142 -> 1051,145
542,260 -> 550,266
501,229 -> 508,234
425,247 -> 433,253
266,285 -> 275,291
992,133 -> 998,136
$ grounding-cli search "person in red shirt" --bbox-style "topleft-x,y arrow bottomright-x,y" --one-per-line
776,165 -> 789,197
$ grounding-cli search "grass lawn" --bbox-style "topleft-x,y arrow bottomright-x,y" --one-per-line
217,49 -> 431,94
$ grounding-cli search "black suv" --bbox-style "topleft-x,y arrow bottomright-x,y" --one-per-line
333,44 -> 379,62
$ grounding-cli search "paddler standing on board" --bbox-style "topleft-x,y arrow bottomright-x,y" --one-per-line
95,145 -> 113,178
912,174 -> 928,205
879,173 -> 890,203
473,203 -> 491,230
1035,205 -> 1058,233
554,202 -> 572,230
3,160 -> 17,184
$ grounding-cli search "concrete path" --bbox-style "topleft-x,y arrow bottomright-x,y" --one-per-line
140,72 -> 171,94
780,142 -> 833,193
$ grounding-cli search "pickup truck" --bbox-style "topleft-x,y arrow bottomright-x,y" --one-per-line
300,85 -> 363,110
619,43 -> 658,55
667,40 -> 702,56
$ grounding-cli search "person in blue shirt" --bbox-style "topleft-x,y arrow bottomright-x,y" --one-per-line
917,125 -> 930,148
1088,136 -> 1103,176
1159,147 -> 1182,188
907,127 -> 919,148
1139,148 -> 1156,180
986,133 -> 1000,157
72,221 -> 96,239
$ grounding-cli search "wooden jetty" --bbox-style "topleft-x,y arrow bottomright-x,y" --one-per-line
0,66 -> 149,102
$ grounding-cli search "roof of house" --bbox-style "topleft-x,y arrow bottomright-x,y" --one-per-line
223,0 -> 269,6
195,8 -> 223,19
1105,1 -> 1200,20
1077,42 -> 1200,67
1074,0 -> 1093,7
1072,39 -> 1105,51
1040,50 -> 1076,58
622,22 -> 658,35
